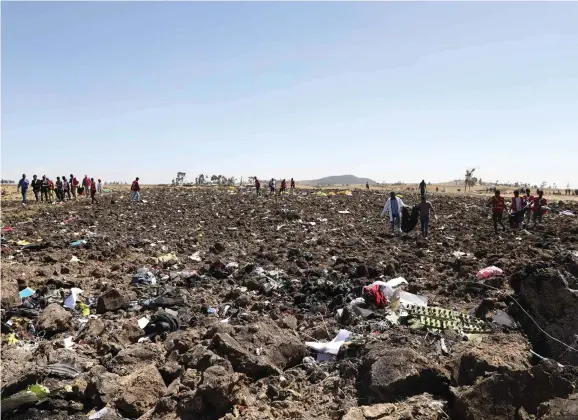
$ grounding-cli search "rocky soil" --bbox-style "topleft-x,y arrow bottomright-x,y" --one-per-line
1,187 -> 578,419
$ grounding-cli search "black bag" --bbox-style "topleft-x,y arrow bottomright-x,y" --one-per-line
401,205 -> 420,233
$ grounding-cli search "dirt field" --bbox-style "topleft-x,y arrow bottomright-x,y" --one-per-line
1,186 -> 578,419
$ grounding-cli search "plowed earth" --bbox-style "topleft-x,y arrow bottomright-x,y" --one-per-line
2,187 -> 578,420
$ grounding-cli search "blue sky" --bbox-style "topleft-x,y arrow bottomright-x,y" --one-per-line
2,2 -> 577,186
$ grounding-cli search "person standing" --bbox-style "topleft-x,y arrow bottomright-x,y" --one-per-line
269,178 -> 276,196
71,175 -> 78,199
97,179 -> 103,193
17,174 -> 29,205
55,177 -> 64,202
510,190 -> 526,230
418,196 -> 437,238
83,176 -> 91,199
279,179 -> 287,195
48,178 -> 55,201
254,177 -> 261,196
531,190 -> 548,227
41,176 -> 50,202
62,175 -> 71,200
523,188 -> 534,224
81,176 -> 88,198
90,177 -> 97,204
131,177 -> 141,201
489,189 -> 506,234
380,192 -> 405,233
366,182 -> 370,190
290,178 -> 296,195
31,175 -> 42,203
419,180 -> 427,199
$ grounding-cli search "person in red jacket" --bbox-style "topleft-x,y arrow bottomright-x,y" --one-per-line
71,174 -> 78,199
488,189 -> 506,234
279,179 -> 287,195
131,177 -> 141,202
531,190 -> 548,227
82,175 -> 91,199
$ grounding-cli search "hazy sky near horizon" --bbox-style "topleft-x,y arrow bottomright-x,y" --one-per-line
2,2 -> 577,186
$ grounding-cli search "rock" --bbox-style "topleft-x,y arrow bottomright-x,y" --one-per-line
449,333 -> 531,386
115,364 -> 167,418
511,264 -> 578,365
214,242 -> 226,253
44,254 -> 58,263
159,359 -> 182,386
452,363 -> 574,419
210,333 -> 279,379
164,329 -> 203,354
79,318 -> 106,340
537,393 -> 578,419
36,303 -> 72,335
86,366 -> 122,406
363,347 -> 448,403
0,346 -> 37,396
96,289 -> 130,314
181,368 -> 200,389
108,342 -> 166,375
198,365 -> 237,415
1,280 -> 21,308
279,315 -> 298,330
235,294 -> 251,308
343,393 -> 448,420
232,319 -> 307,371
114,319 -> 143,345
60,266 -> 70,275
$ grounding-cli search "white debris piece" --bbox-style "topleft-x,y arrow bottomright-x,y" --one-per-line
64,288 -> 83,310
137,317 -> 150,329
306,329 -> 351,361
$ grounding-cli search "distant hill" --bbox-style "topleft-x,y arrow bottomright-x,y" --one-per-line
299,174 -> 376,186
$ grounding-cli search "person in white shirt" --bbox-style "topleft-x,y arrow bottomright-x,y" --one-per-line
97,179 -> 103,194
380,192 -> 405,233
510,190 -> 525,230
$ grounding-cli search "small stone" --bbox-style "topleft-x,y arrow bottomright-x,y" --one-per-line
36,303 -> 72,334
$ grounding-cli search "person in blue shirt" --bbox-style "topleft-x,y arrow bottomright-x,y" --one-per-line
17,174 -> 30,205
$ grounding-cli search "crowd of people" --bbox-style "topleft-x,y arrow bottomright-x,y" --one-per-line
379,182 -> 550,238
14,173 -> 554,237
488,188 -> 548,234
16,174 -> 142,205
17,174 -> 104,205
254,177 -> 296,197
